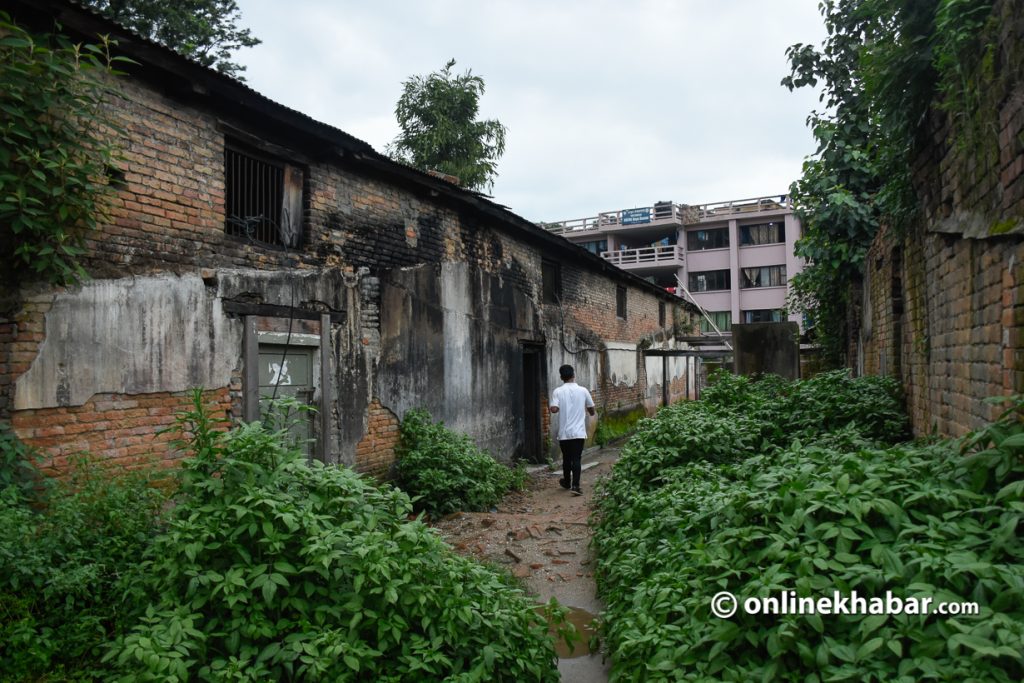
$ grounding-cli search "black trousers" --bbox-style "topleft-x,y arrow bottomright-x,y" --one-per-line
559,438 -> 585,488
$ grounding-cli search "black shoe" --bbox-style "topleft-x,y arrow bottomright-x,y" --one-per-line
571,487 -> 583,496
559,478 -> 570,490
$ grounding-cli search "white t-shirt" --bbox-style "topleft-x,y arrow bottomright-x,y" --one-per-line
551,382 -> 595,441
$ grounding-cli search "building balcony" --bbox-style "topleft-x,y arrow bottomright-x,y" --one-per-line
542,202 -> 694,237
689,195 -> 793,222
600,244 -> 684,272
542,194 -> 793,237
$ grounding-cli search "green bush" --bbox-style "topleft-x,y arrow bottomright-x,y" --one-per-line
699,369 -> 909,446
0,439 -> 167,681
593,382 -> 1024,681
395,409 -> 525,516
613,370 -> 909,486
108,395 -> 558,682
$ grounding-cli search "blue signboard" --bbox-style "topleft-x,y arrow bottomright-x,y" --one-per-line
621,207 -> 651,225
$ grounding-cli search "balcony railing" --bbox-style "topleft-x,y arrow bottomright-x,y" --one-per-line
600,244 -> 684,268
541,194 -> 792,234
542,202 -> 693,235
690,195 -> 793,221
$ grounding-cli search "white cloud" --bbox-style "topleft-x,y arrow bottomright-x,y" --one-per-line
234,0 -> 826,221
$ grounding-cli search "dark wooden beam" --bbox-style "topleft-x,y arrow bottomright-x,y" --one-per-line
222,301 -> 345,323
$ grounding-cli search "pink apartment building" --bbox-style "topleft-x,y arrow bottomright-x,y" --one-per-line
543,195 -> 804,341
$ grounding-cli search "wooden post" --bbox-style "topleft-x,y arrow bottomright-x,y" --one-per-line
318,313 -> 332,462
243,315 -> 259,422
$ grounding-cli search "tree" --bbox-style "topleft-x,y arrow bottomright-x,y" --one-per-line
387,59 -> 508,192
0,12 -> 125,285
781,0 -> 990,365
83,0 -> 260,79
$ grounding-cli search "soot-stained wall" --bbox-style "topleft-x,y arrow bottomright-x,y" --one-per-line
1,0 -> 698,475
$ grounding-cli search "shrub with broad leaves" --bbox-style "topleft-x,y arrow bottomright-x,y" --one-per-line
107,394 -> 558,682
595,374 -> 1023,681
395,409 -> 526,517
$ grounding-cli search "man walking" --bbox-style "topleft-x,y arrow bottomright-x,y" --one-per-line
549,364 -> 595,496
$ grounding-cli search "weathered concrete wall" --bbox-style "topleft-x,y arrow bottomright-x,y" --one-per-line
0,1 -> 699,475
14,275 -> 239,410
854,0 -> 1024,436
733,322 -> 800,379
641,354 -> 695,413
378,262 -> 531,461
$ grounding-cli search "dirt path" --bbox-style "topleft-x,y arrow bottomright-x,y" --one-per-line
432,445 -> 620,682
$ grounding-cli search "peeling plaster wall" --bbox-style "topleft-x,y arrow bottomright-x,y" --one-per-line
0,1 -> 702,473
644,355 -> 665,413
377,263 -> 530,461
15,274 -> 240,410
605,342 -> 639,386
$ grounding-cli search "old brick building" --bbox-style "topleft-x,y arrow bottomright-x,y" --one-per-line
0,0 -> 699,475
853,0 -> 1024,436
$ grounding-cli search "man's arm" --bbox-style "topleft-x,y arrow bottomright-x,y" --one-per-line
585,389 -> 596,416
587,406 -> 596,416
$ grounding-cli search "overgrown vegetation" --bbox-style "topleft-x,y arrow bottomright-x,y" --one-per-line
0,13 -> 128,286
594,407 -> 647,447
594,372 -> 1024,681
1,397 -> 560,681
783,0 -> 997,364
0,427 -> 167,680
395,408 -> 526,517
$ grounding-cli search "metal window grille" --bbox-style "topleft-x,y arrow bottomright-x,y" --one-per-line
616,285 -> 627,319
225,146 -> 289,247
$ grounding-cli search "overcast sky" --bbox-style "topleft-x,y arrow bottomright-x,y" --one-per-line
233,1 -> 827,223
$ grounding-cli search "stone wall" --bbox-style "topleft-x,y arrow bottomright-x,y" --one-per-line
855,0 -> 1024,436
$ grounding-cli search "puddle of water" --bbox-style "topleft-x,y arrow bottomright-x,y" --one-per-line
540,605 -> 598,658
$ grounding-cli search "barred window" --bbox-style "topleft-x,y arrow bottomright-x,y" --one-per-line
740,265 -> 787,288
616,285 -> 627,319
688,269 -> 731,292
225,144 -> 303,248
740,221 -> 786,246
686,227 -> 729,251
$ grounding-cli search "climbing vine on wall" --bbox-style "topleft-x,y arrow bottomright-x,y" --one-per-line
0,13 -> 127,286
782,0 -> 996,366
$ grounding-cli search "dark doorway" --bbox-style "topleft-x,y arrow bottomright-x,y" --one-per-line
521,345 -> 544,463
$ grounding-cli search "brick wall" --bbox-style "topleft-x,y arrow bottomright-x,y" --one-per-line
10,388 -> 230,473
2,14 -> 697,475
354,399 -> 401,477
856,0 -> 1024,436
1,287 -> 54,426
554,263 -> 688,413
